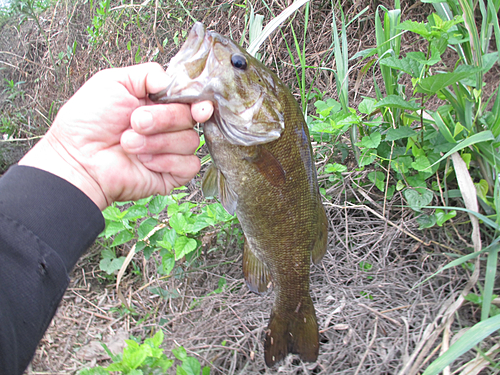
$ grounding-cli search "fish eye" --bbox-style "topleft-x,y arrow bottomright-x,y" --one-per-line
231,54 -> 247,70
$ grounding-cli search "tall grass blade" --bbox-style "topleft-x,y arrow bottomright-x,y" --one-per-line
427,130 -> 495,169
331,0 -> 348,112
422,312 -> 500,375
457,0 -> 483,89
247,0 -> 310,56
481,244 -> 499,320
413,239 -> 499,288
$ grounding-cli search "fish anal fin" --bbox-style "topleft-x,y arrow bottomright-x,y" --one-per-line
245,146 -> 286,187
264,298 -> 319,367
243,239 -> 272,295
312,204 -> 328,264
218,170 -> 238,215
201,164 -> 219,198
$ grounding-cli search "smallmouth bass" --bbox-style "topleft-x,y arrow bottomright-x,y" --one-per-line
150,22 -> 328,366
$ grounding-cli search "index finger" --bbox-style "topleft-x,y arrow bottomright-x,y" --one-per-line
131,103 -> 194,135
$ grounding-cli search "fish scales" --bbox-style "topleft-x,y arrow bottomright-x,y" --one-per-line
150,22 -> 328,367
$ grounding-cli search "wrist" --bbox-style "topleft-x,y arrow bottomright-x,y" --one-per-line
19,135 -> 109,210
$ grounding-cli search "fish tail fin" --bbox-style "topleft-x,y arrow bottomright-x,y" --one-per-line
264,298 -> 319,366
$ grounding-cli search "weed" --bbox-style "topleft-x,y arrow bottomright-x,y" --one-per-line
78,330 -> 210,375
98,190 -> 236,278
87,0 -> 111,47
2,78 -> 25,102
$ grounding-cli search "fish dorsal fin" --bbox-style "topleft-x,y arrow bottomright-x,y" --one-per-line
243,239 -> 272,295
214,110 -> 283,147
218,169 -> 238,215
201,164 -> 219,198
311,202 -> 328,264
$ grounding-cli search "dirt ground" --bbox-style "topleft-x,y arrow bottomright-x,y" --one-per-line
0,0 -> 496,374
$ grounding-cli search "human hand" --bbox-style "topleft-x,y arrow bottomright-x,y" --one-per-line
19,63 -> 213,210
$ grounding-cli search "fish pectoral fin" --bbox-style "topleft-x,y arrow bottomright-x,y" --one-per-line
245,146 -> 286,187
243,239 -> 272,295
218,170 -> 238,216
311,203 -> 328,264
264,298 -> 319,367
202,164 -> 238,215
201,164 -> 219,198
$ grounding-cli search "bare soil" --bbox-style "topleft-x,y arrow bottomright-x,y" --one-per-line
0,0 -> 496,374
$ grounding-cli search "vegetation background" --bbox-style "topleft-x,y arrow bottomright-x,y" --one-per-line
0,0 -> 499,374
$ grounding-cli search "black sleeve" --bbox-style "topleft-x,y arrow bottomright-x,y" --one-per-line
0,165 -> 105,375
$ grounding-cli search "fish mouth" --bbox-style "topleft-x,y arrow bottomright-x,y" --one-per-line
149,22 -> 221,104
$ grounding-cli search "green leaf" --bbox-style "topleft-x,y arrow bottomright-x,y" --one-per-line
416,66 -> 482,94
391,155 -> 413,174
386,127 -> 417,141
417,213 -> 437,229
123,204 -> 148,220
111,230 -> 134,247
122,342 -> 150,369
358,97 -> 377,114
404,188 -> 433,211
149,195 -> 172,215
423,314 -> 500,375
359,149 -> 377,167
411,155 -> 431,171
149,286 -> 179,299
101,248 -> 116,260
136,196 -> 154,206
138,218 -> 158,240
134,46 -> 141,64
150,330 -> 164,348
102,206 -> 127,221
102,220 -> 127,238
170,213 -> 189,234
100,256 -> 126,274
314,98 -> 341,117
172,346 -> 188,361
179,357 -> 201,375
358,132 -> 381,148
159,250 -> 175,275
174,236 -> 197,260
435,209 -> 456,226
157,229 -> 177,251
324,163 -> 348,173
77,368 -> 109,375
475,179 -> 489,203
398,19 -> 432,39
210,202 -> 235,222
202,366 -> 211,375
375,95 -> 422,110
379,55 -> 424,76
368,171 -> 386,192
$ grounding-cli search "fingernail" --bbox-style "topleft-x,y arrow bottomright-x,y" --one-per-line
138,154 -> 153,162
123,131 -> 145,149
137,110 -> 154,131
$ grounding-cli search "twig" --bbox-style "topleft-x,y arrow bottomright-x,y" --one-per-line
71,290 -> 107,314
359,303 -> 402,327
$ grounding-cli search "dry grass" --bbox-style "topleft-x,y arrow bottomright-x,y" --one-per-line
0,0 -> 491,374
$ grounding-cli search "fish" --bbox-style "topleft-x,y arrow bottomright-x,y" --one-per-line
150,22 -> 328,367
